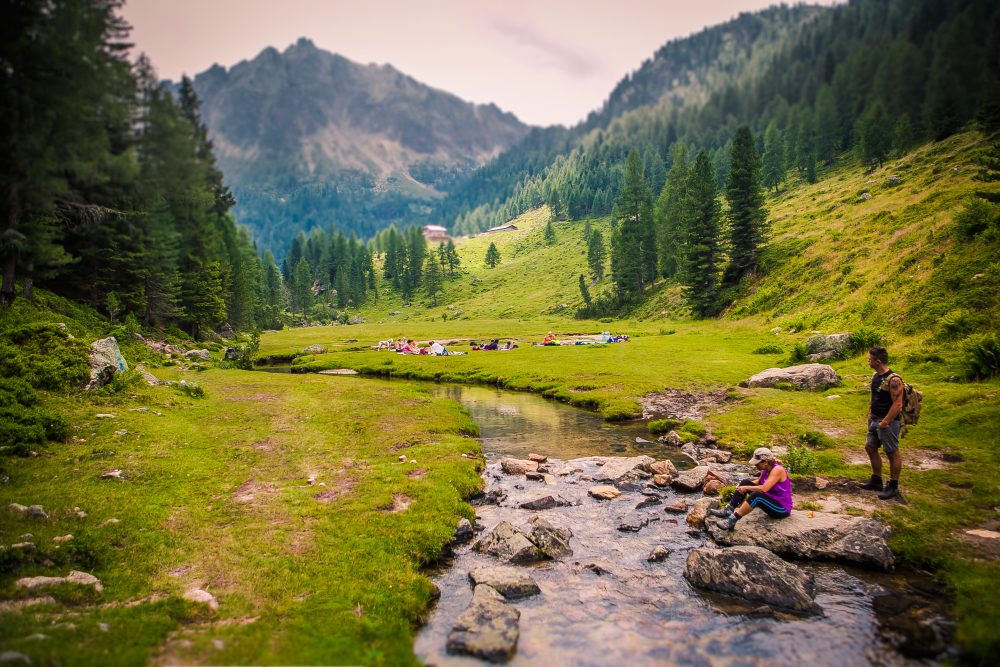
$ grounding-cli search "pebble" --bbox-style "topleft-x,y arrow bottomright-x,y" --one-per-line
52,535 -> 74,543
114,430 -> 128,436
99,518 -> 120,527
95,414 -> 116,419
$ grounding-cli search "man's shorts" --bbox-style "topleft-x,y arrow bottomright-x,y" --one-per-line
867,417 -> 900,454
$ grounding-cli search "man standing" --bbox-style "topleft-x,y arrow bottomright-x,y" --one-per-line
860,346 -> 904,499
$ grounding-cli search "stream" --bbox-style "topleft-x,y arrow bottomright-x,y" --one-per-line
412,383 -> 951,667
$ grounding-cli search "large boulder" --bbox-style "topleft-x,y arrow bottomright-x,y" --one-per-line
671,466 -> 710,493
706,510 -> 894,570
184,349 -> 211,362
806,333 -> 852,362
85,337 -> 128,390
468,567 -> 541,600
743,364 -> 840,391
302,344 -> 328,355
474,521 -> 542,564
447,585 -> 520,662
684,546 -> 818,613
500,458 -> 539,475
593,456 -> 655,483
686,497 -> 717,529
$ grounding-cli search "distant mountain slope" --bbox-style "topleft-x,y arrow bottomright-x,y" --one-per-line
181,38 -> 532,257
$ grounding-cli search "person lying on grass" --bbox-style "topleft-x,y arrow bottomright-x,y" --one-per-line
542,331 -> 559,345
710,447 -> 793,530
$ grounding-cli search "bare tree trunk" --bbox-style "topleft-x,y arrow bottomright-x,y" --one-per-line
1,254 -> 16,305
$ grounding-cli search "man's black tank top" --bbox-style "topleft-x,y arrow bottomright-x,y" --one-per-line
870,368 -> 895,419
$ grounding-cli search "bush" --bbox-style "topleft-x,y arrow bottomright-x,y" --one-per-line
0,377 -> 69,456
849,325 -> 887,355
953,199 -> 999,240
937,309 -> 979,341
752,343 -> 783,354
783,444 -> 817,474
174,381 -> 206,398
962,332 -> 1000,380
786,342 -> 809,364
0,323 -> 89,391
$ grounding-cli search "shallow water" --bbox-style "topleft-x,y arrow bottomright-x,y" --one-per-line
413,384 -> 946,667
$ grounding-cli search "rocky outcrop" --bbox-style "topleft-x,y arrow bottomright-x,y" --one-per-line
474,522 -> 542,564
593,456 -> 655,483
85,337 -> 128,390
684,546 -> 818,613
468,567 -> 540,600
742,364 -> 840,391
447,585 -> 521,662
706,510 -> 894,570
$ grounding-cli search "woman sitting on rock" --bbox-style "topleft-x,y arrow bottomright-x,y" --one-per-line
710,447 -> 792,530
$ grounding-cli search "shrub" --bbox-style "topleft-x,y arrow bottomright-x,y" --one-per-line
796,501 -> 823,511
174,381 -> 206,398
786,343 -> 809,364
0,377 -> 69,456
783,444 -> 817,474
719,486 -> 735,503
937,309 -> 978,341
962,332 -> 1000,380
752,343 -> 783,354
953,199 -> 999,240
849,325 -> 886,354
0,323 -> 89,391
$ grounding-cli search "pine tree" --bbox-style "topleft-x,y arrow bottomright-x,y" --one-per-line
485,242 -> 501,268
544,219 -> 557,245
587,230 -> 606,281
578,274 -> 592,305
725,126 -> 768,282
611,149 -> 656,300
761,122 -> 786,193
292,256 -> 313,317
182,261 -> 228,339
857,101 -> 893,169
444,239 -> 461,275
680,151 -> 722,317
582,219 -> 593,243
655,144 -> 689,278
424,253 -> 443,305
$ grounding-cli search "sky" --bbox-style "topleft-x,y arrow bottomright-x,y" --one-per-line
123,0 -> 842,128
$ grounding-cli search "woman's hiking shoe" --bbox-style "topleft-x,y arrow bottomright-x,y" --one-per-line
721,513 -> 740,531
709,506 -> 733,518
860,475 -> 884,492
878,480 -> 900,500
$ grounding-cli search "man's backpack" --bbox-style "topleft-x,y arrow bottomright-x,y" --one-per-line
886,373 -> 923,425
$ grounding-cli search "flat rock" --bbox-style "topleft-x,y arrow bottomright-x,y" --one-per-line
588,485 -> 621,500
743,364 -> 840,391
617,513 -> 659,532
447,585 -> 520,663
525,516 -> 573,559
527,454 -> 548,463
671,466 -> 710,492
518,495 -> 572,511
593,456 -> 655,483
706,510 -> 894,570
647,460 -> 678,476
500,458 -> 539,475
474,521 -> 542,564
684,546 -> 818,613
184,588 -> 219,610
468,567 -> 541,600
664,500 -> 688,514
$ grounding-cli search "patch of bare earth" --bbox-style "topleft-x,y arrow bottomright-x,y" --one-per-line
406,467 -> 429,479
233,477 -> 278,505
382,493 -> 412,513
250,438 -> 276,452
222,391 -> 280,403
314,476 -> 357,503
639,388 -> 738,421
842,447 -> 957,472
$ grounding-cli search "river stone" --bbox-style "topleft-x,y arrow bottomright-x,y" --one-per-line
684,546 -> 818,613
659,431 -> 683,446
647,546 -> 671,562
706,468 -> 736,487
743,364 -> 840,391
672,466 -> 710,492
500,458 -> 539,475
474,521 -> 542,564
635,496 -> 662,510
447,585 -> 520,662
686,498 -> 716,529
518,495 -> 572,511
699,448 -> 732,463
469,567 -> 541,600
652,474 -> 672,486
588,485 -> 621,500
85,337 -> 128,390
703,479 -> 724,495
527,453 -> 547,463
706,510 -> 894,570
302,344 -> 328,355
617,513 -> 659,532
525,516 -> 573,559
454,518 -> 474,544
664,500 -> 688,514
184,349 -> 211,362
647,460 -> 678,476
593,456 -> 655,483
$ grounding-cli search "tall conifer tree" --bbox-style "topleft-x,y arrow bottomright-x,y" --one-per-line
725,126 -> 768,282
681,151 -> 722,317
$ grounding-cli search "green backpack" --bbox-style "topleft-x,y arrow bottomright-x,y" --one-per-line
885,373 -> 923,426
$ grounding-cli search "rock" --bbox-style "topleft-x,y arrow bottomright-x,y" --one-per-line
617,513 -> 659,532
588,485 -> 621,500
543,474 -> 557,485
52,535 -> 73,544
706,510 -> 895,570
302,344 -> 328,355
454,518 -> 474,544
647,546 -> 671,562
743,364 -> 840,391
27,505 -> 48,520
699,448 -> 732,463
686,498 -> 717,529
671,466 -> 710,493
684,546 -> 818,613
184,588 -> 219,610
885,175 -> 902,186
16,570 -> 102,593
593,456 -> 655,483
500,458 -> 539,475
0,651 -> 32,666
814,477 -> 830,490
100,469 -> 125,480
664,500 -> 688,514
11,543 -> 34,551
348,315 -> 364,325
65,571 -> 102,591
469,566 -> 541,600
525,516 -> 573,559
519,495 -> 572,511
135,364 -> 161,386
635,437 -> 651,444
447,585 -> 520,662
471,488 -> 507,506
184,349 -> 211,362
525,471 -> 544,481
652,474 -> 672,487
658,431 -> 683,446
95,413 -> 116,419
647,460 -> 678,476
223,347 -> 240,361
8,502 -> 28,516
474,521 -> 542,564
635,496 -> 662,510
705,468 -> 736,487
703,479 -> 724,495
99,518 -> 120,527
860,191 -> 872,201
806,333 -> 852,361
527,453 -> 548,463
85,337 -> 129,390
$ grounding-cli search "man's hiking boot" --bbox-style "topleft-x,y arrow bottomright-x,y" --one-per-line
878,480 -> 900,500
860,475 -> 884,492
709,506 -> 733,518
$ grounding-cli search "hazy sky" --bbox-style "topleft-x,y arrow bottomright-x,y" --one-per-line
123,0 -> 842,127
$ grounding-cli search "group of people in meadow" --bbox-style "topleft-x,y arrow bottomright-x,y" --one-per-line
538,331 -> 630,346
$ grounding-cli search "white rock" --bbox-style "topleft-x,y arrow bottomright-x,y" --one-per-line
184,588 -> 219,610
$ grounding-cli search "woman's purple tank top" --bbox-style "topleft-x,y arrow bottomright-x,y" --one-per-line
759,464 -> 793,513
